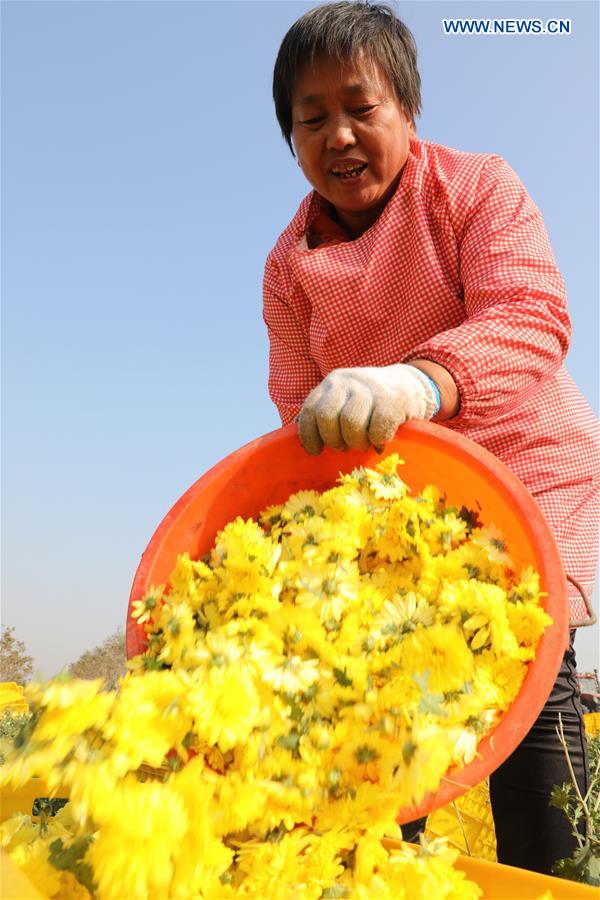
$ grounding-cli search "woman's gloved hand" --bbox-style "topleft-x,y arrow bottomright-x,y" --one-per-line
297,364 -> 440,455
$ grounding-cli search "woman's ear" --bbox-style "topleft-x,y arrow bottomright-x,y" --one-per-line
402,106 -> 417,138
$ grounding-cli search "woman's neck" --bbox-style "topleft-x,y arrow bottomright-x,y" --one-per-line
330,171 -> 403,239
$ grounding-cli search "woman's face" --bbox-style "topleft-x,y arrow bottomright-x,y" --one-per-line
291,52 -> 415,237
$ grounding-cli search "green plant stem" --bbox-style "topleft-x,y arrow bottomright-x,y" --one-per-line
556,714 -> 589,847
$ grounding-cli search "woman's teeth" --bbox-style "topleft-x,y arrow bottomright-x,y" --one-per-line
331,164 -> 367,179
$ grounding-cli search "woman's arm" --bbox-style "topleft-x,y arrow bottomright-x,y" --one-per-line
263,255 -> 322,425
404,156 -> 571,428
408,359 -> 460,421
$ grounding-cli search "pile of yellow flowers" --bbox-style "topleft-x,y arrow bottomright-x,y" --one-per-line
1,455 -> 552,898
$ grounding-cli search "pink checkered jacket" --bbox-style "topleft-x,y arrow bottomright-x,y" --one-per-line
263,139 -> 599,616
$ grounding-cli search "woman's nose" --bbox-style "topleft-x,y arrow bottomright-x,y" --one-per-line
325,117 -> 357,150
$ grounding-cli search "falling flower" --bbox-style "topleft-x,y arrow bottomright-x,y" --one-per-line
0,453 -> 549,898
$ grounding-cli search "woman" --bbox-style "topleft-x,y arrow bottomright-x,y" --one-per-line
263,1 -> 598,875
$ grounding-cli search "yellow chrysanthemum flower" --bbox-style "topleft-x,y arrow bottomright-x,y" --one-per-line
400,622 -> 475,694
281,489 -> 324,522
364,453 -> 409,501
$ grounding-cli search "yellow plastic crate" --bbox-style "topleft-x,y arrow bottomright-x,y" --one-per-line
427,718 -> 598,861
0,777 -> 53,821
584,711 -> 600,738
426,778 -> 497,861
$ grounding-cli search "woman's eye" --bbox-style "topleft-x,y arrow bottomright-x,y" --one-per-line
301,116 -> 324,127
353,105 -> 376,115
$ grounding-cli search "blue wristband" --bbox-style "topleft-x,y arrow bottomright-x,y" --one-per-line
420,372 -> 441,416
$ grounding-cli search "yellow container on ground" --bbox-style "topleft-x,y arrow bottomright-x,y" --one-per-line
0,684 -> 28,716
1,849 -> 45,899
2,806 -> 597,900
3,843 -> 597,900
382,838 -> 598,899
454,854 -> 598,899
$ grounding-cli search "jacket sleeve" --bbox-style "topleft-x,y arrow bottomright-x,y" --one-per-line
405,155 -> 571,427
263,255 -> 322,425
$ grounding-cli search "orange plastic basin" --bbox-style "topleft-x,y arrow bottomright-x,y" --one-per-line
126,421 -> 569,823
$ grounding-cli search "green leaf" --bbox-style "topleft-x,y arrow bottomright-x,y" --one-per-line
419,691 -> 447,717
142,656 -> 166,671
333,667 -> 353,687
552,842 -> 600,886
49,836 -> 96,895
586,853 -> 600,886
413,672 -> 446,717
402,739 -> 417,764
458,506 -> 482,532
276,731 -> 300,753
289,704 -> 304,723
322,884 -> 350,898
265,824 -> 288,844
354,745 -> 378,765
550,783 -> 573,811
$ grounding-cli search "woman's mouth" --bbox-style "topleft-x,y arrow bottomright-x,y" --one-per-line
329,162 -> 368,180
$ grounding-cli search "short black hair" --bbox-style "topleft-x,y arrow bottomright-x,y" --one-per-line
273,2 -> 421,154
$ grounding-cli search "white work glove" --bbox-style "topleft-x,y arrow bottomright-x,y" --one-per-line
298,364 -> 440,455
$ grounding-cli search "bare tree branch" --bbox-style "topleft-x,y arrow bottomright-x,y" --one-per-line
69,630 -> 126,689
0,626 -> 33,683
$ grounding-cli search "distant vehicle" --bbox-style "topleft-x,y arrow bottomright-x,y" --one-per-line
577,669 -> 600,713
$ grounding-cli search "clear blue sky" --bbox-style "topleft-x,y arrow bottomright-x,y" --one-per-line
2,1 -> 598,677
